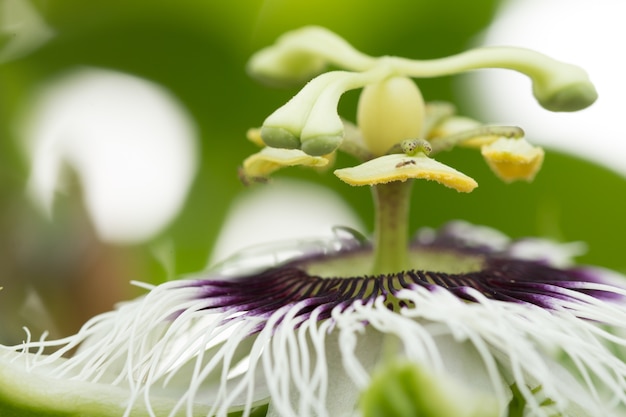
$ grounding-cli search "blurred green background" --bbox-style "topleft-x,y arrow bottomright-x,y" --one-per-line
1,0 -> 625,344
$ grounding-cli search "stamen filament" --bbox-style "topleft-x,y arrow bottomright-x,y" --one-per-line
429,125 -> 525,154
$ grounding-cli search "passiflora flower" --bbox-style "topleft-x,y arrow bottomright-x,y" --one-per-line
3,223 -> 626,416
1,27 -> 620,417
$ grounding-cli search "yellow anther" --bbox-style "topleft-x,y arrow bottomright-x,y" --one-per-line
242,147 -> 329,179
246,128 -> 265,147
334,153 -> 477,192
481,138 -> 544,183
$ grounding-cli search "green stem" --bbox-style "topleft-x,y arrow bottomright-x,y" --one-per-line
371,180 -> 413,275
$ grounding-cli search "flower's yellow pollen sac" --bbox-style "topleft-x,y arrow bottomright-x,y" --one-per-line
481,138 -> 545,182
461,135 -> 502,148
246,128 -> 265,147
315,150 -> 336,173
243,147 -> 329,179
429,116 -> 483,141
428,116 -> 500,149
428,118 -> 525,151
334,153 -> 477,192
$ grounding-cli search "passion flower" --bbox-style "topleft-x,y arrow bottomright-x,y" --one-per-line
2,27 -> 619,417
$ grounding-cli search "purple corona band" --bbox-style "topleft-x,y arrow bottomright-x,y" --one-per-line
184,224 -> 622,325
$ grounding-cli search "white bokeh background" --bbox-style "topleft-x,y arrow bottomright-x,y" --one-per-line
20,68 -> 198,244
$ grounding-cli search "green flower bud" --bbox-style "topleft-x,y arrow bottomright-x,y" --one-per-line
360,361 -> 499,417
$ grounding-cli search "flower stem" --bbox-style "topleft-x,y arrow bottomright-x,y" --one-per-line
371,180 -> 413,275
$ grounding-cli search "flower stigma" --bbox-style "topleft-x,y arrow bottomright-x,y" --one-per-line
4,26 -> 626,417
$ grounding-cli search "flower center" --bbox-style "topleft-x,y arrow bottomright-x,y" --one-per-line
302,247 -> 485,279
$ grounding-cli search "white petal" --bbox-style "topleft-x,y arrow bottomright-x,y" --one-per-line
507,238 -> 587,267
416,220 -> 511,251
209,179 -> 364,265
335,298 -> 509,411
266,329 -> 368,417
0,349 -> 210,416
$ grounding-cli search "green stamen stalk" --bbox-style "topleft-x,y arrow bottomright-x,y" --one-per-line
371,180 -> 413,275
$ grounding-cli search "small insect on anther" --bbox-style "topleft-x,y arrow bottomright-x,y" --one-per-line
395,159 -> 417,168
